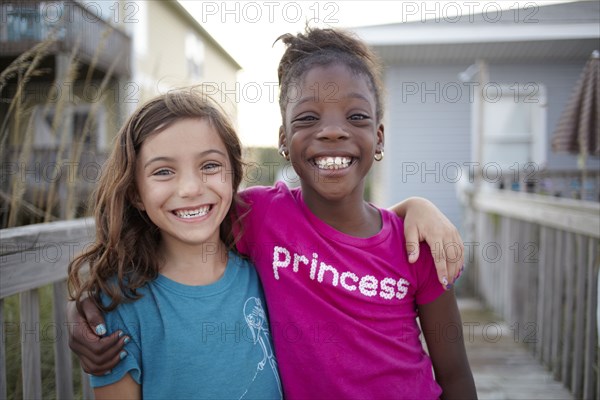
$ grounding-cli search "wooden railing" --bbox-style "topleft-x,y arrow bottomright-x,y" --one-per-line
0,218 -> 95,399
461,187 -> 600,399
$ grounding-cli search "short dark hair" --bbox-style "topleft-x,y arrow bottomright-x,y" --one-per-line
276,27 -> 384,123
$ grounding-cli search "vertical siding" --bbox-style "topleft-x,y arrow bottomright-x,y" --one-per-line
381,60 -> 599,231
383,64 -> 471,228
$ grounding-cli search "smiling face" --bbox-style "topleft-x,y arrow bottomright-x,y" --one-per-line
134,118 -> 233,252
281,63 -> 384,204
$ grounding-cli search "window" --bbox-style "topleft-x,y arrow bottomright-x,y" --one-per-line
185,33 -> 205,80
2,3 -> 42,42
479,84 -> 547,172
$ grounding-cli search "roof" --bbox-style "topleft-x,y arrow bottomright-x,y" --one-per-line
353,1 -> 600,63
168,0 -> 242,70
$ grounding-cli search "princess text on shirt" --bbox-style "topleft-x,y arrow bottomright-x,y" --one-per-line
272,246 -> 410,301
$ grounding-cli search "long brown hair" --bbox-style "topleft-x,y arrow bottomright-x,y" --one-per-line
68,87 -> 244,312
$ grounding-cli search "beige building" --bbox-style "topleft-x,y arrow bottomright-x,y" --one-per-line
114,0 -> 242,119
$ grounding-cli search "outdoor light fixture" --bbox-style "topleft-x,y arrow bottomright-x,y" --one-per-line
458,63 -> 480,82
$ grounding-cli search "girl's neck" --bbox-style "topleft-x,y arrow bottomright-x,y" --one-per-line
158,239 -> 229,286
300,186 -> 382,238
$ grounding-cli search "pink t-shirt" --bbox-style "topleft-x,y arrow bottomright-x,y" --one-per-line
237,182 -> 444,399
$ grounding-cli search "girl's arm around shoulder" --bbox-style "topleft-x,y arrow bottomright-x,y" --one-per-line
418,290 -> 477,400
94,373 -> 140,400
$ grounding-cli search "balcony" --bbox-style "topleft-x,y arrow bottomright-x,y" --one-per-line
0,1 -> 131,77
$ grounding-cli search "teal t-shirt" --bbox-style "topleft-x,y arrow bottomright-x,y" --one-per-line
90,251 -> 282,399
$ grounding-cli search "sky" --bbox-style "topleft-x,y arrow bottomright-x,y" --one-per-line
179,1 -> 577,148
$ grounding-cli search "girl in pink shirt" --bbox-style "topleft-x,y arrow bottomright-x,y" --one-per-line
238,27 -> 475,399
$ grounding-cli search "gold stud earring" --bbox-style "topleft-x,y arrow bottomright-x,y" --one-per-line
280,150 -> 288,160
374,150 -> 384,161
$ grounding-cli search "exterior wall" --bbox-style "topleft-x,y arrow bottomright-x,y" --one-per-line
380,64 -> 471,228
380,60 -> 599,230
202,40 -> 240,120
132,1 -> 239,119
144,1 -> 190,89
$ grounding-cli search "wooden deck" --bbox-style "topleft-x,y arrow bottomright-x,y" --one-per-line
460,298 -> 573,400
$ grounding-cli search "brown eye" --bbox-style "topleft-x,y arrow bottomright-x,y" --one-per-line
293,115 -> 318,123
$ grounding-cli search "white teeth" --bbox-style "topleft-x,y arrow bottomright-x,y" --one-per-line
314,156 -> 352,170
174,206 -> 210,219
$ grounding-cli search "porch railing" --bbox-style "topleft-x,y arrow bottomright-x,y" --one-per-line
0,218 -> 95,399
461,187 -> 600,399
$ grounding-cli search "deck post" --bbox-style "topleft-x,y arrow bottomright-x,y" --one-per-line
20,289 -> 42,399
53,280 -> 74,399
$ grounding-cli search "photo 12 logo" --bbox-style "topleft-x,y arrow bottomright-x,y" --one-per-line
1,2 -> 141,24
398,1 -> 540,23
199,1 -> 340,24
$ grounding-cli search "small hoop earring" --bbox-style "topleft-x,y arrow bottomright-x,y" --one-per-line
374,150 -> 384,161
280,150 -> 288,160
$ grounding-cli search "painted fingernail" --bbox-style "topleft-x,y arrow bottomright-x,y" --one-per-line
442,276 -> 448,287
123,336 -> 130,344
446,283 -> 453,290
118,331 -> 124,338
95,324 -> 107,336
119,351 -> 128,360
